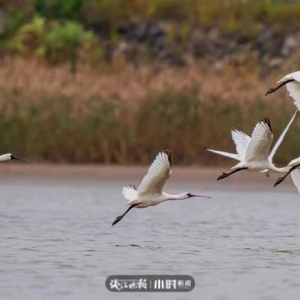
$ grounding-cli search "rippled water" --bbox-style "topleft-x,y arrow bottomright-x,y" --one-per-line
1,175 -> 300,300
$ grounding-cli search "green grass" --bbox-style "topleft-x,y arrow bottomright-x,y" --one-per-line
0,91 -> 298,165
3,0 -> 300,46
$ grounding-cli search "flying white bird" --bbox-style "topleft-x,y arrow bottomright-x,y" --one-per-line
274,158 -> 300,191
0,153 -> 30,162
112,149 -> 210,226
265,71 -> 300,111
205,124 -> 269,177
206,111 -> 298,180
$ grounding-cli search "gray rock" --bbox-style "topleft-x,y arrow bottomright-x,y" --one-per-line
282,34 -> 300,57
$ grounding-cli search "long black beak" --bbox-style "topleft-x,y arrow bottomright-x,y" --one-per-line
11,155 -> 31,162
189,194 -> 211,199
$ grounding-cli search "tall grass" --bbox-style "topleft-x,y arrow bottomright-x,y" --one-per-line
0,57 -> 299,165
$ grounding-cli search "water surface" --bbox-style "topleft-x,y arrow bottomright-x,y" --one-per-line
0,174 -> 300,300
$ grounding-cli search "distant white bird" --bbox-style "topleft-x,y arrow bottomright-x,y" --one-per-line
0,153 -> 30,162
206,111 -> 298,180
265,71 -> 300,111
112,149 -> 210,226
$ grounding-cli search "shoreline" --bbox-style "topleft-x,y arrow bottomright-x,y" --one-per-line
0,163 -> 281,183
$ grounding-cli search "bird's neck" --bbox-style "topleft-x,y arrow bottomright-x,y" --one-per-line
270,165 -> 289,173
163,192 -> 186,201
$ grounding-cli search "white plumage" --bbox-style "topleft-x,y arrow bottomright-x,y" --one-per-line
244,119 -> 272,162
137,150 -> 171,196
206,111 -> 298,180
291,170 -> 300,194
266,71 -> 300,112
122,185 -> 138,202
112,149 -> 210,226
231,129 -> 251,161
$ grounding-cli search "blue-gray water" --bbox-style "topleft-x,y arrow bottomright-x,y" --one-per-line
1,174 -> 300,300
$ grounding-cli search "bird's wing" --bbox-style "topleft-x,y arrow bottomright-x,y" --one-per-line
291,169 -> 300,194
290,71 -> 300,82
205,148 -> 240,161
137,149 -> 171,195
269,110 -> 298,162
231,128 -> 251,160
122,184 -> 138,201
286,81 -> 300,112
277,72 -> 296,83
245,118 -> 273,162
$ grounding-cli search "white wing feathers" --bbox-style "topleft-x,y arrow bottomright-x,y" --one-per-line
269,110 -> 298,161
289,71 -> 300,83
205,148 -> 239,161
277,71 -> 300,112
291,169 -> 300,194
277,71 -> 300,83
286,82 -> 300,112
277,73 -> 293,83
122,185 -> 138,201
245,118 -> 273,162
205,128 -> 250,162
231,129 -> 251,160
137,150 -> 171,195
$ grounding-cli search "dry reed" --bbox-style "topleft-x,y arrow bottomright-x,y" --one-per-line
0,56 -> 299,165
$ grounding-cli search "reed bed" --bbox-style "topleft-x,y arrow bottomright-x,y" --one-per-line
0,57 -> 299,165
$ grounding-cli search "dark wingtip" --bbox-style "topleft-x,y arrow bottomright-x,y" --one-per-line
128,184 -> 137,191
233,124 -> 242,131
261,116 -> 272,132
266,117 -> 272,132
162,149 -> 172,166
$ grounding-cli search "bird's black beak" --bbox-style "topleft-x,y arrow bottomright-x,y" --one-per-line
11,155 -> 31,162
188,193 -> 211,199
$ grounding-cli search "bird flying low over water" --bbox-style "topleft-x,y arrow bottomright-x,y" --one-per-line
0,153 -> 30,162
205,125 -> 269,177
112,149 -> 210,226
206,110 -> 298,180
265,71 -> 300,112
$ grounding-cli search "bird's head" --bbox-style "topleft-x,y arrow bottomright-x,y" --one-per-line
185,192 -> 211,200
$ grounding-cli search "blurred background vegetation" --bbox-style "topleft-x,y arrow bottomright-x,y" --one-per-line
0,0 -> 300,165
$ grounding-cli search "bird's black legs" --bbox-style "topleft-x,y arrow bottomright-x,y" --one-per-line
112,204 -> 137,226
274,163 -> 300,187
265,79 -> 295,96
217,167 -> 248,181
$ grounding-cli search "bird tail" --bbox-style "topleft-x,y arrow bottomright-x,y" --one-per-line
122,185 -> 138,205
